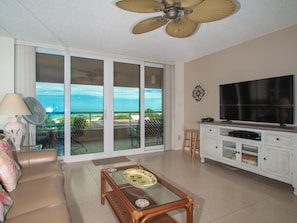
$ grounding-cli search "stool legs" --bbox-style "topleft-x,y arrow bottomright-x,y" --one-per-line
182,129 -> 191,154
191,130 -> 200,158
182,129 -> 200,158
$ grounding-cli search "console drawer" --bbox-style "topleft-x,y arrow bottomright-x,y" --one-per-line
264,132 -> 295,148
203,126 -> 218,135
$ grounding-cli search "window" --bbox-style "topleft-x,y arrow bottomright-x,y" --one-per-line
36,53 -> 65,155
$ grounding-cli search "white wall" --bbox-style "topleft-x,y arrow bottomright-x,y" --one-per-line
0,37 -> 15,128
173,62 -> 185,149
184,24 -> 297,128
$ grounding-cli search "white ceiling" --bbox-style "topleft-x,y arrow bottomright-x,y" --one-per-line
1,0 -> 297,63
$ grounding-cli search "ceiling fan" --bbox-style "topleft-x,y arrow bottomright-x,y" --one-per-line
116,0 -> 239,38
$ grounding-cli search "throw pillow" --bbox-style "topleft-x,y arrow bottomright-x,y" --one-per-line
0,184 -> 13,223
0,140 -> 22,192
0,139 -> 14,160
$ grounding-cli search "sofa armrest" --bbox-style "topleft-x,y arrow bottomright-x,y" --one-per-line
16,149 -> 58,168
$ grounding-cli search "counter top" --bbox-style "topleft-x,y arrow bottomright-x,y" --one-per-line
198,121 -> 297,133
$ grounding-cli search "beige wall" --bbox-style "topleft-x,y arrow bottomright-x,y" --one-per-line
0,37 -> 15,128
2,26 -> 297,148
184,24 -> 297,129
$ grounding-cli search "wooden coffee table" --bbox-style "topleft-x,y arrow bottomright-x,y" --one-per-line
101,164 -> 193,223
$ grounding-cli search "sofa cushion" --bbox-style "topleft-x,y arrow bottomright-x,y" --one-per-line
18,161 -> 63,183
0,184 -> 13,223
5,204 -> 71,223
0,140 -> 22,192
15,150 -> 58,168
7,175 -> 66,219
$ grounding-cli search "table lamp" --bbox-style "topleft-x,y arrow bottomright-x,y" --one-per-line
0,93 -> 31,150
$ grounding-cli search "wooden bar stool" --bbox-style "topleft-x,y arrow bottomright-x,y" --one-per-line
191,130 -> 200,158
182,129 -> 200,158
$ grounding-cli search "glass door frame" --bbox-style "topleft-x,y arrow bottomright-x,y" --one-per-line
65,52 -> 109,162
144,62 -> 165,152
108,58 -> 145,156
105,58 -> 165,156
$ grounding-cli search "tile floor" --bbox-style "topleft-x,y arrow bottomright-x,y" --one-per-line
63,150 -> 297,223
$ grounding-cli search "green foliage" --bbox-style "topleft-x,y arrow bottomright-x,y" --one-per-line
145,108 -> 162,119
114,113 -> 129,119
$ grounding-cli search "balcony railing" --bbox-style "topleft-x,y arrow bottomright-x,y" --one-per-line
36,111 -> 163,155
40,111 -> 162,130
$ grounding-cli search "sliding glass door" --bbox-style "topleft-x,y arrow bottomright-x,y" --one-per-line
113,61 -> 141,151
144,66 -> 164,149
70,56 -> 104,155
112,62 -> 164,151
36,49 -> 165,160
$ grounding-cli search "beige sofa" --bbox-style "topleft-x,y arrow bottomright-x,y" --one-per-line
0,139 -> 71,223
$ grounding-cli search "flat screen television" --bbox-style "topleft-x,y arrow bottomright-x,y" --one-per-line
220,75 -> 294,126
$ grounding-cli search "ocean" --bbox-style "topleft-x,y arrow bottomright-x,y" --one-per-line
36,83 -> 162,113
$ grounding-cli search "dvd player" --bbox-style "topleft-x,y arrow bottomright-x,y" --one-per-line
228,130 -> 260,140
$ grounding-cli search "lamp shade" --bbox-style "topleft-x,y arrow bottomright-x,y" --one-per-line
0,93 -> 31,150
0,93 -> 31,116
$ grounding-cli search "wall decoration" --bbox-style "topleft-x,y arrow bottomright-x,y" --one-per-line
192,83 -> 206,102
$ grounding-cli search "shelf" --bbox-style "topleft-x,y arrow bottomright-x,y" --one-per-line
220,127 -> 262,141
242,150 -> 258,156
223,146 -> 236,151
223,154 -> 236,160
242,159 -> 257,166
106,191 -> 177,223
241,154 -> 258,166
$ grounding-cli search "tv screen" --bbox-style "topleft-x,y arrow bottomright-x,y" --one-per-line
220,75 -> 294,125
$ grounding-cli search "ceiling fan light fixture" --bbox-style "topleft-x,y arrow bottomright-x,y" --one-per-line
165,7 -> 179,19
116,0 -> 239,38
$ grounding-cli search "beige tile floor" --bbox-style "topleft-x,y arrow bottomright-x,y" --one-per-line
63,150 -> 297,223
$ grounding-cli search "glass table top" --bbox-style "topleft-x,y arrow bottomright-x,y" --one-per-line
104,165 -> 187,210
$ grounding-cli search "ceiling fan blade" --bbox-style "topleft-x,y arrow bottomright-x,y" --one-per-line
133,17 -> 168,34
186,0 -> 237,23
116,0 -> 165,13
166,0 -> 204,8
166,16 -> 199,38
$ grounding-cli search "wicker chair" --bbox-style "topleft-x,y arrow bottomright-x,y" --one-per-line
71,116 -> 87,154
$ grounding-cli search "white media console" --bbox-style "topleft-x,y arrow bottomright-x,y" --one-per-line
199,122 -> 297,195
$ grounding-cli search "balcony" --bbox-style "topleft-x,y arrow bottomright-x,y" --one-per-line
36,111 -> 163,155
